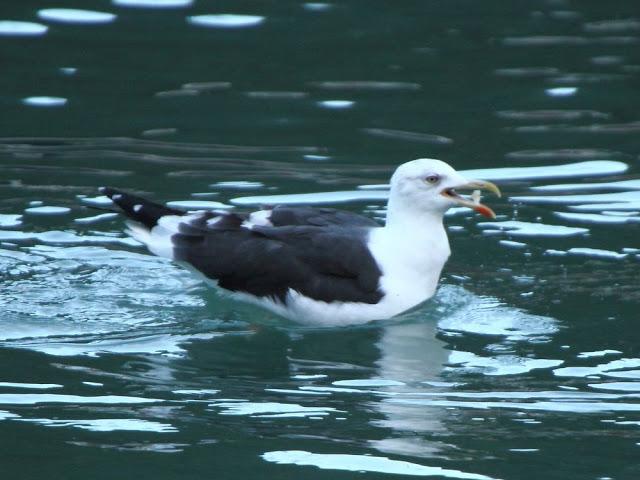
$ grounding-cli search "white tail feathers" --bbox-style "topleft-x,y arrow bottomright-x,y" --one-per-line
125,220 -> 175,259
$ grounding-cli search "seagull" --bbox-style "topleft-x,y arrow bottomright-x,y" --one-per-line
100,158 -> 500,326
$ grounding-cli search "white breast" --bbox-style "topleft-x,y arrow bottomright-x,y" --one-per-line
366,223 -> 451,317
240,225 -> 451,326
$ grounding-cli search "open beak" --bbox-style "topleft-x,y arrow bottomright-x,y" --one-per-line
440,180 -> 501,219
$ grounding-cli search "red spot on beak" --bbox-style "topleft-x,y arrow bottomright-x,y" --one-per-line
474,204 -> 496,219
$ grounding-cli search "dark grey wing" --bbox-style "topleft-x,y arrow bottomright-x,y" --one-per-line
172,225 -> 383,304
100,187 -> 383,304
268,205 -> 380,228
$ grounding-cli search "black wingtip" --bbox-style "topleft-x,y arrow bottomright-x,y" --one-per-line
99,186 -> 122,198
98,187 -> 184,229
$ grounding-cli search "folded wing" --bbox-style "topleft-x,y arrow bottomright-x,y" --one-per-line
101,187 -> 383,305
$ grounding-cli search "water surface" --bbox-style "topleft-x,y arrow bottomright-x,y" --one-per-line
1,1 -> 639,479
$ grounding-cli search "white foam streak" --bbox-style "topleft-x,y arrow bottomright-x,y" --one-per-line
302,3 -> 333,12
231,190 -> 389,206
262,451 -> 499,479
37,9 -> 116,24
0,394 -> 160,405
577,350 -> 622,359
567,248 -> 628,260
546,87 -> 578,97
300,386 -> 372,394
554,358 -> 640,377
173,389 -> 220,395
512,190 -> 640,205
165,200 -> 232,210
113,0 -> 193,7
292,374 -> 328,380
570,201 -> 640,212
533,179 -> 640,192
211,401 -> 340,418
405,390 -> 622,400
554,212 -> 640,225
18,418 -> 177,432
604,370 -> 640,379
74,213 -> 119,224
0,382 -> 62,390
318,100 -> 354,109
210,181 -> 264,190
447,351 -> 563,376
333,379 -> 405,387
0,230 -> 139,247
0,21 -> 48,36
22,96 -> 67,107
0,214 -> 22,228
15,333 -> 218,357
24,206 -> 71,215
265,388 -> 327,396
477,220 -> 588,237
389,398 -> 640,413
588,382 -> 640,392
79,195 -> 114,207
0,410 -> 20,420
462,161 -> 627,181
499,240 -> 527,249
187,14 -> 265,28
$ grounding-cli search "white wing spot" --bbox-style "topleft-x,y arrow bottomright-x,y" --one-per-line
206,216 -> 222,227
112,194 -> 123,200
247,210 -> 273,227
133,204 -> 143,213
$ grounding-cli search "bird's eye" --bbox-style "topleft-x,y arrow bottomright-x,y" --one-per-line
425,175 -> 440,184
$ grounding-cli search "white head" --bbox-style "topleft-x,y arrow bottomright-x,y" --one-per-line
386,158 -> 500,227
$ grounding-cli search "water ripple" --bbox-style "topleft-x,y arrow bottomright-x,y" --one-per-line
503,35 -> 640,46
583,19 -> 640,33
309,81 -> 421,91
362,128 -> 454,145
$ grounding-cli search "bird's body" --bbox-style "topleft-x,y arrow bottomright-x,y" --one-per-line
101,159 -> 499,326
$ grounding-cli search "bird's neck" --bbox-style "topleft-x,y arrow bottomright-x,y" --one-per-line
368,196 -> 451,309
384,195 -> 448,240
379,195 -> 451,279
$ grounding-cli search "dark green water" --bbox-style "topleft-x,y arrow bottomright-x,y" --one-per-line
1,1 -> 640,479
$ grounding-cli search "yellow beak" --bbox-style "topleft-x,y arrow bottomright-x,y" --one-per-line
440,180 -> 501,219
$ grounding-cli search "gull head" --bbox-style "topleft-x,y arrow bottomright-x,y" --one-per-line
389,158 -> 501,219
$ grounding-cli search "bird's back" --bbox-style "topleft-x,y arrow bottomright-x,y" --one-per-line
101,188 -> 385,311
